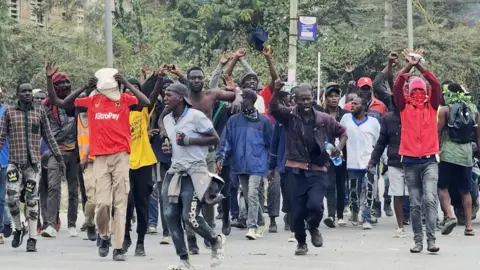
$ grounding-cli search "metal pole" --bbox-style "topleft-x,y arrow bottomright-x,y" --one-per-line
407,0 -> 414,49
105,0 -> 113,67
317,52 -> 321,103
287,0 -> 298,84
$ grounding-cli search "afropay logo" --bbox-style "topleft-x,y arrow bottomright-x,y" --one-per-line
95,112 -> 120,120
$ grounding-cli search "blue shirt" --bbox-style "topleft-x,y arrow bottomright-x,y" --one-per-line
0,104 -> 9,168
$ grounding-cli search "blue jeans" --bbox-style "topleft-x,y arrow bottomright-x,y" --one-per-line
0,168 -> 9,231
404,162 -> 438,245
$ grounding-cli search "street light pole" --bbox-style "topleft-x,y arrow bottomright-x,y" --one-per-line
287,0 -> 298,84
407,0 -> 414,49
105,0 -> 113,67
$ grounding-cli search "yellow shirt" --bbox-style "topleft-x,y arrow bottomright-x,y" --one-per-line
129,107 -> 157,169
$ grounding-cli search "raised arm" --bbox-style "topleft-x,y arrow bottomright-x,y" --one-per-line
263,46 -> 279,92
416,62 -> 441,110
224,48 -> 246,76
115,74 -> 150,106
269,79 -> 291,125
45,62 -> 94,109
209,53 -> 231,89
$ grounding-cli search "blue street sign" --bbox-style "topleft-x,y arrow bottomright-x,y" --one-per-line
298,16 -> 317,41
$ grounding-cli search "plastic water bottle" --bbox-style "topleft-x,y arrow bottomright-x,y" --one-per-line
324,141 -> 342,166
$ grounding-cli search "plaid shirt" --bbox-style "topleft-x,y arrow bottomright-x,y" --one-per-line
0,102 -> 61,165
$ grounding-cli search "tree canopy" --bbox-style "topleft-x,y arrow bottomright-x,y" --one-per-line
1,0 -> 479,102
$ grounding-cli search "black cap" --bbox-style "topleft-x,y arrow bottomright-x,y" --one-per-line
325,82 -> 341,96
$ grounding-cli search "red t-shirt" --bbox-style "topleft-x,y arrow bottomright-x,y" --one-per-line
258,85 -> 276,123
74,94 -> 138,156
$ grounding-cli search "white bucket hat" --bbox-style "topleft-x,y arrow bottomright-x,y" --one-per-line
95,68 -> 121,101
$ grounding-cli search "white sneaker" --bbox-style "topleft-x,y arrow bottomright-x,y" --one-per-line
41,226 -> 57,238
287,232 -> 296,242
362,222 -> 373,230
245,229 -> 256,240
337,219 -> 347,227
147,225 -> 158,234
210,234 -> 226,267
393,228 -> 406,238
344,206 -> 351,217
68,227 -> 78,237
255,225 -> 266,238
167,260 -> 195,270
160,235 -> 171,245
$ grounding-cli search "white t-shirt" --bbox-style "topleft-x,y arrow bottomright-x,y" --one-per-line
254,95 -> 265,113
339,95 -> 347,109
163,107 -> 214,165
340,113 -> 380,170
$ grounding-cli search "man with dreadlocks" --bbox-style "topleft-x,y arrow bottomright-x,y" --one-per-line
41,71 -> 80,238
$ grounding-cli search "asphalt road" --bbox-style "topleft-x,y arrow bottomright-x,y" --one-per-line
1,209 -> 479,270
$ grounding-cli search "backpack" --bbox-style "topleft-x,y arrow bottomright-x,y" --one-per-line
447,102 -> 477,144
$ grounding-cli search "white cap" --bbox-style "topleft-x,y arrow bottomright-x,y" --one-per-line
94,68 -> 121,101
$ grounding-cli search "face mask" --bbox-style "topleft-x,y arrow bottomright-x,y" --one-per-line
409,91 -> 428,107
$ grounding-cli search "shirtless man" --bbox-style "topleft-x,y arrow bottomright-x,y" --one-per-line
158,64 -> 242,253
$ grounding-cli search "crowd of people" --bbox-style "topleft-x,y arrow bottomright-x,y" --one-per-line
0,46 -> 479,270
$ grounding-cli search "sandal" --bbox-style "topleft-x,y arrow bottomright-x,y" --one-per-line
464,229 -> 475,236
441,218 -> 457,235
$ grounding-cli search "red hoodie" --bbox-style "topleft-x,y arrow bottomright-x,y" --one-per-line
258,85 -> 276,123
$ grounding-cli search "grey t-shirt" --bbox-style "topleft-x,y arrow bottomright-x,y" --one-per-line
163,107 -> 214,165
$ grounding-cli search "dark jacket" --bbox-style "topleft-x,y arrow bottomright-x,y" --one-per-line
270,103 -> 346,167
373,71 -> 394,111
150,100 -> 172,164
45,105 -> 77,148
269,123 -> 286,173
369,109 -> 402,168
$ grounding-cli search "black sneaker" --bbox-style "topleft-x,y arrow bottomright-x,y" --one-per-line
403,219 -> 410,225
231,218 -> 239,228
187,236 -> 199,255
221,219 -> 231,236
87,226 -> 97,241
134,243 -> 146,256
113,248 -> 127,261
80,222 -> 88,232
122,235 -> 132,252
12,225 -> 27,248
283,214 -> 290,231
268,222 -> 278,233
236,219 -> 247,229
26,238 -> 37,252
309,228 -> 323,247
204,239 -> 212,249
215,213 -> 222,220
295,243 -> 308,255
98,238 -> 110,257
384,204 -> 394,217
3,223 -> 12,238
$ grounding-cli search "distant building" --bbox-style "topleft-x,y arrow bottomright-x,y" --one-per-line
7,0 -> 132,27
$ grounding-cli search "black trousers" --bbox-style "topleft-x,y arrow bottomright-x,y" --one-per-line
287,168 -> 328,245
78,165 -> 87,212
220,166 -> 231,224
126,165 -> 154,242
326,164 -> 346,219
